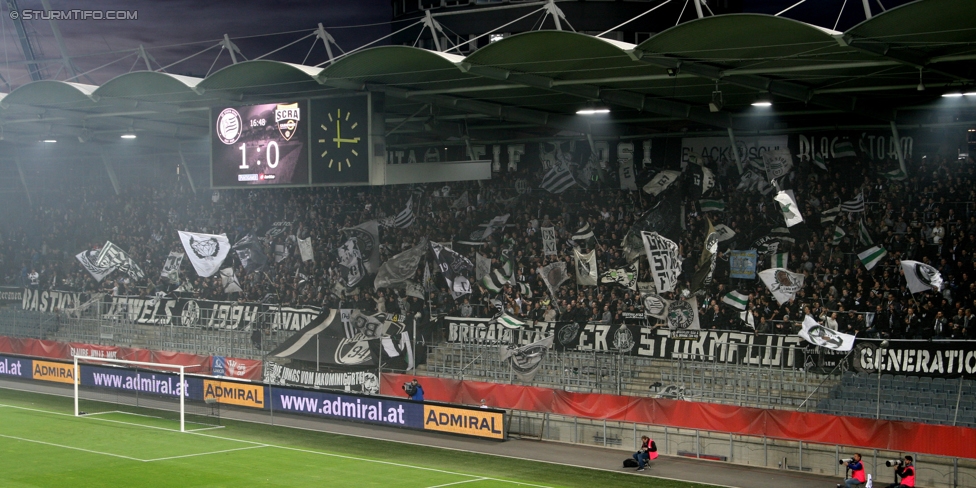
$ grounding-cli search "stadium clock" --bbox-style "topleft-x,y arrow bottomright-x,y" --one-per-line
310,95 -> 370,184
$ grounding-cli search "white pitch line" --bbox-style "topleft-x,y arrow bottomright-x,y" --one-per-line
426,478 -> 489,488
2,402 -> 549,487
145,445 -> 269,462
0,433 -> 144,461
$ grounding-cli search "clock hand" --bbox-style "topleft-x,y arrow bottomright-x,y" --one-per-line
332,120 -> 361,147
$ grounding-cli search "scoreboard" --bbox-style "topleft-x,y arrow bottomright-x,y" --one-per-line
211,95 -> 371,189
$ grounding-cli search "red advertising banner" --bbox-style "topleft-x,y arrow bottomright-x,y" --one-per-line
0,336 -> 262,381
381,373 -> 976,459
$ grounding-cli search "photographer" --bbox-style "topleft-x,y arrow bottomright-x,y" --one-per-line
838,453 -> 867,488
402,378 -> 424,401
885,456 -> 915,488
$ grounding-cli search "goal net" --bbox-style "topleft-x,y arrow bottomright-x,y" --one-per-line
73,356 -> 220,432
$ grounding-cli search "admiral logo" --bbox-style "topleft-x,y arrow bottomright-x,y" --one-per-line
424,405 -> 503,439
33,360 -> 76,383
275,103 -> 300,141
238,174 -> 259,182
216,108 -> 243,145
203,380 -> 265,408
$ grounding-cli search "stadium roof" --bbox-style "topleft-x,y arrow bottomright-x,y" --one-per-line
0,0 -> 973,151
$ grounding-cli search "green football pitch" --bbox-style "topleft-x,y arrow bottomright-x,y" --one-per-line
0,387 -> 719,488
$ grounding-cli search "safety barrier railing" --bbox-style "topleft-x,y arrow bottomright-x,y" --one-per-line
505,409 -> 976,488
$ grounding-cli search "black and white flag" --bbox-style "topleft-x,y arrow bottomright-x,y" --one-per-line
385,197 -> 417,229
641,231 -> 682,293
774,190 -> 804,227
642,170 -> 681,196
499,334 -> 553,382
665,297 -> 700,333
220,267 -> 243,294
572,222 -> 595,242
232,234 -> 269,274
600,261 -> 639,290
274,244 -> 289,263
430,241 -> 475,299
76,249 -> 115,282
540,163 -> 576,194
901,260 -> 944,293
342,221 -> 381,274
338,238 -> 368,288
298,237 -> 314,262
95,241 -> 146,280
374,238 -> 428,290
539,261 -> 570,298
178,231 -> 230,278
758,268 -> 805,305
840,193 -> 865,213
481,214 -> 510,241
541,227 -> 557,256
690,221 -> 718,293
763,149 -> 794,181
574,248 -> 598,286
619,157 -> 637,191
475,253 -> 491,281
160,251 -> 184,283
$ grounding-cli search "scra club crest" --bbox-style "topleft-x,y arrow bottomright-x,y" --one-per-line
275,103 -> 300,141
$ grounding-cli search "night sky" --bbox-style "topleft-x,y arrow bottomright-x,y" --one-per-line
0,0 -> 915,91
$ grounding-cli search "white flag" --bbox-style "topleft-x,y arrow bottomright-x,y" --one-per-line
774,190 -> 804,227
665,297 -> 700,332
619,158 -> 637,190
541,227 -> 557,256
641,231 -> 682,293
220,267 -> 243,294
499,334 -> 553,382
298,237 -> 314,262
160,251 -> 184,283
713,224 -> 736,242
574,248 -> 598,286
75,250 -> 115,282
758,268 -> 805,305
771,252 -> 788,270
476,253 -> 491,281
763,148 -> 793,181
642,170 -> 681,196
274,244 -> 289,263
798,315 -> 855,352
722,290 -> 749,310
178,231 -> 231,278
901,260 -> 943,293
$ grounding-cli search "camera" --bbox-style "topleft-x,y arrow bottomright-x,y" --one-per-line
402,382 -> 415,395
839,458 -> 854,465
886,459 -> 903,467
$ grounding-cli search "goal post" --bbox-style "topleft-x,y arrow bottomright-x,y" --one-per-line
73,356 -> 187,432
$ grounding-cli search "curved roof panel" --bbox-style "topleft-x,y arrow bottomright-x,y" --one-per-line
319,46 -> 468,88
197,60 -> 323,94
1,80 -> 99,108
848,0 -> 976,47
637,14 -> 842,64
94,72 -> 202,103
464,31 -> 642,81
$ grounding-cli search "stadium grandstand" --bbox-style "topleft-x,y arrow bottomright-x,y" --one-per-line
0,0 -> 975,487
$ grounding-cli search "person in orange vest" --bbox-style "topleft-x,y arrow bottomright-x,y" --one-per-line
885,455 -> 915,488
838,453 -> 867,488
632,435 -> 658,472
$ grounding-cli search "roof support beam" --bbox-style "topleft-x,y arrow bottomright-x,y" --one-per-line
456,62 -> 733,129
836,34 -> 972,82
628,49 -> 895,121
322,77 -> 603,135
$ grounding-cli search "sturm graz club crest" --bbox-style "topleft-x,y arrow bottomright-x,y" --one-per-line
216,108 -> 242,145
180,300 -> 200,326
914,263 -> 940,288
335,337 -> 372,365
772,269 -> 802,293
275,103 -> 301,141
344,228 -> 375,265
557,322 -> 580,347
612,327 -> 635,352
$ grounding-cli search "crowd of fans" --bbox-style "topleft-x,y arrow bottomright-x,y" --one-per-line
2,149 -> 975,340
